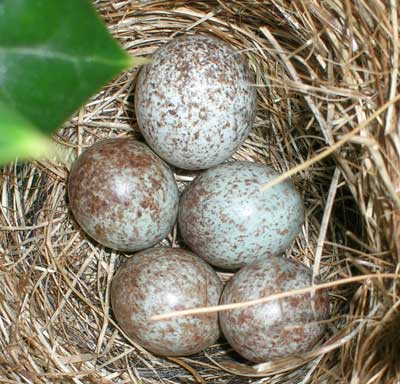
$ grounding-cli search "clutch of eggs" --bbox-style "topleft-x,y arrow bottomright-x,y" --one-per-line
64,32 -> 330,362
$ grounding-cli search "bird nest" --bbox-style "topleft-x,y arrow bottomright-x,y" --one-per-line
1,1 -> 400,383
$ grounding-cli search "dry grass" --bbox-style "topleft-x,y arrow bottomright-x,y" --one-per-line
1,0 -> 399,383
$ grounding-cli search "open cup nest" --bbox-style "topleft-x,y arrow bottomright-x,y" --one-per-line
1,1 -> 400,383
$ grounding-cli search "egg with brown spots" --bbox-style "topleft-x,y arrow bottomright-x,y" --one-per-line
178,161 -> 304,270
111,247 -> 223,356
68,138 -> 179,252
134,34 -> 257,170
219,256 -> 330,363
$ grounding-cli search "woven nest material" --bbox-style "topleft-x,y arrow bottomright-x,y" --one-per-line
1,1 -> 400,383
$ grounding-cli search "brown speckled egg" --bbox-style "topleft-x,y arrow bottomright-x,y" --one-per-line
178,161 -> 304,270
68,138 -> 179,252
111,247 -> 223,356
219,257 -> 330,363
134,34 -> 257,170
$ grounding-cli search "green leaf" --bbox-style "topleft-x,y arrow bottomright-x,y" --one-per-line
0,100 -> 55,163
0,0 -> 140,135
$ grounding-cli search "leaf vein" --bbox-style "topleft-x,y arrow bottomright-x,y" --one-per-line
0,46 -> 129,67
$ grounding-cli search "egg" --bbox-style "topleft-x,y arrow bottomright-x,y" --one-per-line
134,34 -> 257,170
178,161 -> 304,270
219,257 -> 330,363
68,138 -> 179,252
111,247 -> 223,356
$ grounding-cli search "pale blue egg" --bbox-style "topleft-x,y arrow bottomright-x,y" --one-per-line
178,161 -> 304,269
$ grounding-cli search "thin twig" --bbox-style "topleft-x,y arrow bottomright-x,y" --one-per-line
152,273 -> 400,320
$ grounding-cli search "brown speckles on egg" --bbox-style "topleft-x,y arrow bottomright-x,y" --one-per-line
134,34 -> 257,170
219,257 -> 330,363
111,248 -> 223,356
178,161 -> 305,270
68,138 -> 179,252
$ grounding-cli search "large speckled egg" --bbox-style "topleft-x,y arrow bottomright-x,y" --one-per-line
178,161 -> 304,270
68,138 -> 179,252
219,257 -> 330,363
134,34 -> 257,170
111,247 -> 223,356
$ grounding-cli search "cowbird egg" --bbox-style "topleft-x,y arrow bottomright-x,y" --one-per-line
68,138 -> 178,252
178,161 -> 304,270
111,247 -> 223,356
219,257 -> 330,363
135,34 -> 257,170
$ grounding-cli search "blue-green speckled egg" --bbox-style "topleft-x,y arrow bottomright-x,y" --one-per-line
134,34 -> 257,170
111,247 -> 223,356
219,256 -> 330,363
68,138 -> 179,252
178,161 -> 304,269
